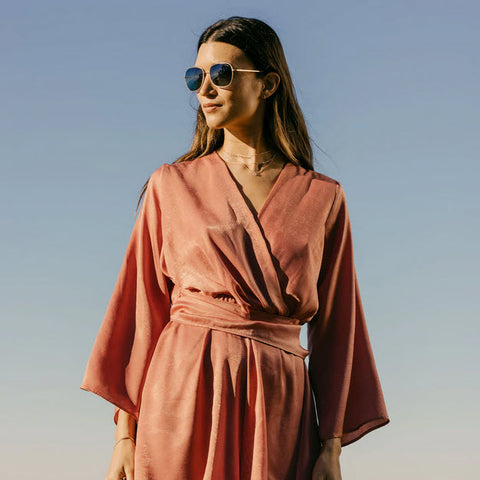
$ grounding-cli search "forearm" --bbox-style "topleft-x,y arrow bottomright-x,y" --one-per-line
114,409 -> 137,442
321,437 -> 342,456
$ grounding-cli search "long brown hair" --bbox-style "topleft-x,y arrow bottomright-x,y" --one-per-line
136,16 -> 327,214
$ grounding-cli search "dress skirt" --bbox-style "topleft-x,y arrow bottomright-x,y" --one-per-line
130,287 -> 322,479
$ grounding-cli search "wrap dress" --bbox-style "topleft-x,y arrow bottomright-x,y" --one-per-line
80,150 -> 390,479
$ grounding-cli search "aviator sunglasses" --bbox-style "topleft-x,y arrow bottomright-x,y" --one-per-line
184,62 -> 263,91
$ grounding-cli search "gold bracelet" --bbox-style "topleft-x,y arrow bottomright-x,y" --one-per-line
113,436 -> 136,449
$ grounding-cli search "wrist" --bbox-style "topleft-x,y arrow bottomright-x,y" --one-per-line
113,436 -> 136,449
321,437 -> 342,456
115,410 -> 137,442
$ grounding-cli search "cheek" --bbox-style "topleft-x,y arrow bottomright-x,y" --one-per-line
229,89 -> 259,115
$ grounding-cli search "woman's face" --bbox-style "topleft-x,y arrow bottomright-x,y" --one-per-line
193,41 -> 266,131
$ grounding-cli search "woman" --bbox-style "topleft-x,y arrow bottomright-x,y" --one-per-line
80,16 -> 390,480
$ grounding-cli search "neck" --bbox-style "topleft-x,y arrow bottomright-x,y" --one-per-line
218,130 -> 276,170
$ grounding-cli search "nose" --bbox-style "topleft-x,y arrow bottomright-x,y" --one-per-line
197,70 -> 217,96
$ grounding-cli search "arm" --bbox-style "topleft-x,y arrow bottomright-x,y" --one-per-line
80,166 -> 172,424
106,408 -> 137,479
312,437 -> 342,479
322,437 -> 342,456
114,408 -> 137,444
307,183 -> 390,447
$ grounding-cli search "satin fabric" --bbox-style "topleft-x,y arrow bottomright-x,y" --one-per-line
80,151 -> 389,479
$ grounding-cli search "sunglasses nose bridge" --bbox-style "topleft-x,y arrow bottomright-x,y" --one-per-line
200,71 -> 211,90
197,68 -> 215,92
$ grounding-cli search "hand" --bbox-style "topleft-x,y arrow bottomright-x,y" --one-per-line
105,437 -> 136,480
312,441 -> 342,480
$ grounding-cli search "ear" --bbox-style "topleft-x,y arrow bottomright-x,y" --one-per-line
262,72 -> 281,99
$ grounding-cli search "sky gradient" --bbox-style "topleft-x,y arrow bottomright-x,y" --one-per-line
1,1 -> 479,478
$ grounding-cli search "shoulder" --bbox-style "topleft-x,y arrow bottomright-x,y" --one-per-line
302,166 -> 341,189
147,159 -> 193,184
294,164 -> 345,207
150,156 -> 207,182
145,156 -> 209,201
305,170 -> 349,227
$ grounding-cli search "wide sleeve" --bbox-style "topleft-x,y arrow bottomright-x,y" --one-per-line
80,166 -> 173,426
307,183 -> 390,447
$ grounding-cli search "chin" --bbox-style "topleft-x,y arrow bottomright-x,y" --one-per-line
205,118 -> 227,130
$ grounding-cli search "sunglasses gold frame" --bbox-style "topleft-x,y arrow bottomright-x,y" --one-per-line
184,62 -> 263,91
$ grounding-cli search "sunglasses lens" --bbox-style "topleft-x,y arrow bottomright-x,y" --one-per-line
210,63 -> 232,87
185,67 -> 203,91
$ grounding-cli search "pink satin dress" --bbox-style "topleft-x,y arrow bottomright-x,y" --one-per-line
80,150 -> 389,479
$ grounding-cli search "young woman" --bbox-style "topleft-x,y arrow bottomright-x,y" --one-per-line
81,16 -> 389,480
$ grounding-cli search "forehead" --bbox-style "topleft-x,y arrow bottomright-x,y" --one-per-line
194,41 -> 249,68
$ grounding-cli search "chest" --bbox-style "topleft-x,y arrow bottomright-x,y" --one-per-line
222,162 -> 287,218
160,163 -> 330,278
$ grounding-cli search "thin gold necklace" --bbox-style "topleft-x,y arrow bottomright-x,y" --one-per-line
218,150 -> 277,176
220,149 -> 274,158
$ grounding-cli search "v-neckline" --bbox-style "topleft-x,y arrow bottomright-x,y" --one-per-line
212,149 -> 290,224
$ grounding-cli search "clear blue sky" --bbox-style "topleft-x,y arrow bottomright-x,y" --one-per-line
1,1 -> 478,478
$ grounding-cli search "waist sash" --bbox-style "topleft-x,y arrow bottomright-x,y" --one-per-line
170,285 -> 309,360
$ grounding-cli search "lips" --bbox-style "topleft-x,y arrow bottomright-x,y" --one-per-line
203,103 -> 222,114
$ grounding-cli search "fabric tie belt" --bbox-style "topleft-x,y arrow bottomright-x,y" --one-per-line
169,285 -> 309,360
